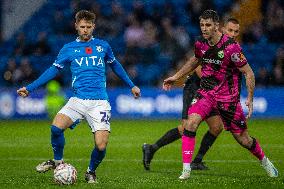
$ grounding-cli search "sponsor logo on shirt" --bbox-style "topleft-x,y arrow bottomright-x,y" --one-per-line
203,58 -> 223,65
75,56 -> 103,67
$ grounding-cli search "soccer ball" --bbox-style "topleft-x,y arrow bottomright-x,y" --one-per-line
54,163 -> 77,185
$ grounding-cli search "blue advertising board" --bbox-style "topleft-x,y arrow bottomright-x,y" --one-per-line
0,87 -> 283,119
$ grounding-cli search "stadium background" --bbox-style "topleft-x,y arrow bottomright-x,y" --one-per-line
0,0 -> 284,119
0,0 -> 283,188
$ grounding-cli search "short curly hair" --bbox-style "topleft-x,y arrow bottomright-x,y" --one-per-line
75,10 -> 96,23
199,10 -> 219,23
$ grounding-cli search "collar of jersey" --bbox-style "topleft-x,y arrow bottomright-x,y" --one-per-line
207,34 -> 224,47
76,36 -> 94,42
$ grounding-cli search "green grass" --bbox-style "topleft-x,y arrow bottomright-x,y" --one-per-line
0,119 -> 283,188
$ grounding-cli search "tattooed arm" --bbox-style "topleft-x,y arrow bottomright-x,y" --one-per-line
163,56 -> 201,90
238,64 -> 255,119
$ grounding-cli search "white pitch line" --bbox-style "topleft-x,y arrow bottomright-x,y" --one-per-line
0,157 -> 281,163
1,144 -> 284,148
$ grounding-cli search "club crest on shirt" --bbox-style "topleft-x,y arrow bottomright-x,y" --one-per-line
218,50 -> 224,59
96,46 -> 103,52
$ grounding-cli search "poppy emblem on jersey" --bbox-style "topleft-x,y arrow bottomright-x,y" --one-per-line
85,47 -> 92,54
96,46 -> 103,52
218,50 -> 224,59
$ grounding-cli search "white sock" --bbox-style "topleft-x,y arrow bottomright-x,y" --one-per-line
261,156 -> 267,163
87,167 -> 91,173
183,163 -> 191,171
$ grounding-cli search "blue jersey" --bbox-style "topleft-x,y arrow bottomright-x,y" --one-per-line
53,37 -> 123,100
26,37 -> 134,99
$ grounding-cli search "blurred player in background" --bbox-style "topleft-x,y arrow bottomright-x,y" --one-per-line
163,9 -> 278,179
17,10 -> 141,184
142,18 -> 240,171
45,80 -> 65,119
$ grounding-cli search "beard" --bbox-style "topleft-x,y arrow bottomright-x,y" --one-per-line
79,34 -> 92,41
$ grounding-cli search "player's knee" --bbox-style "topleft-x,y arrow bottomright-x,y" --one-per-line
243,137 -> 254,149
184,119 -> 199,131
248,137 -> 257,149
52,114 -> 73,129
237,136 -> 253,149
51,125 -> 64,136
241,141 -> 251,149
209,125 -> 223,136
96,142 -> 108,151
177,124 -> 184,134
95,138 -> 108,150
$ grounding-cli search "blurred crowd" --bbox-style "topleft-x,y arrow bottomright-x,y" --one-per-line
0,0 -> 284,88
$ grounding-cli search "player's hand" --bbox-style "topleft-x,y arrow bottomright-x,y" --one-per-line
17,87 -> 29,98
131,86 -> 141,99
245,99 -> 253,120
163,75 -> 178,91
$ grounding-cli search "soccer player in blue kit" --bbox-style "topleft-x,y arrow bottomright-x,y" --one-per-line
17,10 -> 141,183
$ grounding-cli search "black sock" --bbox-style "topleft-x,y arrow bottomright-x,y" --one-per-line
151,127 -> 181,152
193,131 -> 217,163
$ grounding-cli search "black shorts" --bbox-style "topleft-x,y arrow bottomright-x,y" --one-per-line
181,74 -> 200,119
182,87 -> 197,119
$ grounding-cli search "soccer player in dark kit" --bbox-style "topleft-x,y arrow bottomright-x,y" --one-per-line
163,10 -> 278,179
143,18 -> 241,171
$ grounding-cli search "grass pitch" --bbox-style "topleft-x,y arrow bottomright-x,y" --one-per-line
0,119 -> 283,188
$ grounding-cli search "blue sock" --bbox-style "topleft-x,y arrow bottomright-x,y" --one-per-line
51,125 -> 65,160
88,147 -> 106,172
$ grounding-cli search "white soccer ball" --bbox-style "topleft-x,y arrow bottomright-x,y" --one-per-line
54,163 -> 77,185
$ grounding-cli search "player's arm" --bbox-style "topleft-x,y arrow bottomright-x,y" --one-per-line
105,42 -> 140,98
195,65 -> 202,78
174,56 -> 200,80
109,60 -> 141,98
17,46 -> 68,97
238,64 -> 255,119
163,56 -> 200,90
17,66 -> 60,97
231,43 -> 254,119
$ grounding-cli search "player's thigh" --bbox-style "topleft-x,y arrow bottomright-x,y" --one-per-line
56,97 -> 85,129
205,115 -> 223,136
52,113 -> 74,129
85,100 -> 111,133
94,130 -> 110,150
